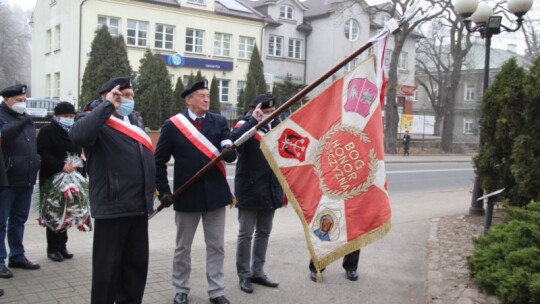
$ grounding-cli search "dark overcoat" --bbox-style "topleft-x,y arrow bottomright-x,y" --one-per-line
154,110 -> 233,212
231,115 -> 284,210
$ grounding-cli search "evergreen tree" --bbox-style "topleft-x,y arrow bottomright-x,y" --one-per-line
209,75 -> 221,113
171,76 -> 185,115
80,26 -> 118,104
271,83 -> 281,108
242,44 -> 266,112
274,74 -> 307,116
111,35 -> 133,77
474,58 -> 527,205
187,72 -> 195,87
195,70 -> 204,82
135,49 -> 173,130
511,56 -> 540,205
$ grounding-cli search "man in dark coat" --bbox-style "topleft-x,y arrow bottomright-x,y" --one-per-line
37,101 -> 82,262
154,80 -> 236,304
0,84 -> 41,280
69,77 -> 156,304
402,130 -> 411,157
231,93 -> 283,294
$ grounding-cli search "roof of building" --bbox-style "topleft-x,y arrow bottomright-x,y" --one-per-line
417,41 -> 531,72
216,0 -> 266,22
134,0 -> 180,7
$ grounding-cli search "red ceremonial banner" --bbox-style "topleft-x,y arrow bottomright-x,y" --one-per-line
260,56 -> 391,278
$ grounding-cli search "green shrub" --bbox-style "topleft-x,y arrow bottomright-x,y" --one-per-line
467,202 -> 540,304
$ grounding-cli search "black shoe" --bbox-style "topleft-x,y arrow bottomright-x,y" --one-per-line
8,257 -> 40,270
0,288 -> 3,296
0,265 -> 13,279
209,295 -> 230,304
346,270 -> 359,281
59,248 -> 74,259
239,278 -> 253,293
251,275 -> 279,288
310,270 -> 317,282
174,292 -> 188,304
47,251 -> 64,262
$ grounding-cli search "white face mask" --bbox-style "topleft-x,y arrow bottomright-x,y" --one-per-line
10,102 -> 26,114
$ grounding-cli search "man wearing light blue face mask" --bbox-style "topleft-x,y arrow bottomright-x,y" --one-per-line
70,76 -> 155,304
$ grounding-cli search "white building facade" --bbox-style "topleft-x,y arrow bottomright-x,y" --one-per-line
31,0 -> 265,108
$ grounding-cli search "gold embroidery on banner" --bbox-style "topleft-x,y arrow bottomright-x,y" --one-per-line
314,124 -> 378,200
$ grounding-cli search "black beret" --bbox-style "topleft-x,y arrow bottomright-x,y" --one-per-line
0,84 -> 27,98
251,93 -> 275,109
99,76 -> 132,95
181,80 -> 209,98
54,101 -> 76,115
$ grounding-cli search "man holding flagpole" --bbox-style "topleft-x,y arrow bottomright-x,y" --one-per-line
70,77 -> 156,304
154,80 -> 236,304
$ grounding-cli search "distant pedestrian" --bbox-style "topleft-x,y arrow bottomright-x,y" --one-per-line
0,84 -> 41,280
232,93 -> 283,294
70,77 -> 156,304
402,130 -> 411,157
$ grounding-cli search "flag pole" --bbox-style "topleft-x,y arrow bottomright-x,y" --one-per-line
148,12 -> 414,219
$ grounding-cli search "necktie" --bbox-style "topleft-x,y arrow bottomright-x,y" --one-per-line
193,117 -> 204,131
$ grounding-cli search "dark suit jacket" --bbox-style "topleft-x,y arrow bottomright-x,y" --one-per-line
154,110 -> 233,212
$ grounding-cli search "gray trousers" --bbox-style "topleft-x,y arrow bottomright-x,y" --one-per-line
172,207 -> 226,298
236,208 -> 275,279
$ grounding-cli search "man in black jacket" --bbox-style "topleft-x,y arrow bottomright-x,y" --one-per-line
0,84 -> 41,281
70,77 -> 156,304
231,93 -> 283,294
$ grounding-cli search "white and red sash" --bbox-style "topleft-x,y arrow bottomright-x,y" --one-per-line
106,116 -> 154,153
170,114 -> 226,177
234,120 -> 267,142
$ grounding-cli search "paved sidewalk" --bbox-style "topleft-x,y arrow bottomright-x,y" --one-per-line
0,154 -> 492,304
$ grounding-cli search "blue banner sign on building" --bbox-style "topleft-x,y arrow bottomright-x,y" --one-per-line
161,53 -> 233,71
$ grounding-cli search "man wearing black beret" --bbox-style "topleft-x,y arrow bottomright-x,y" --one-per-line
231,93 -> 283,294
0,84 -> 42,281
155,80 -> 236,304
70,76 -> 155,304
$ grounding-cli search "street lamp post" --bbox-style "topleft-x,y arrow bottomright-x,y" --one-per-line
453,0 -> 532,215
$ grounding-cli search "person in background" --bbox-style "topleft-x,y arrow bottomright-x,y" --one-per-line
37,101 -> 82,262
231,93 -> 283,294
402,130 -> 411,157
0,84 -> 41,281
69,77 -> 155,304
154,80 -> 236,304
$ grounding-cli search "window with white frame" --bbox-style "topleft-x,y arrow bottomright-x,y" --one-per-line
239,36 -> 255,59
46,29 -> 52,53
187,0 -> 205,4
127,20 -> 148,47
464,83 -> 475,102
214,33 -> 231,57
186,28 -> 204,53
463,119 -> 473,134
268,35 -> 283,57
98,16 -> 120,36
344,19 -> 359,41
53,72 -> 60,98
237,80 -> 245,101
279,4 -> 294,19
288,38 -> 302,59
218,80 -> 230,103
154,24 -> 173,50
345,58 -> 358,72
399,52 -> 408,71
45,74 -> 51,98
384,49 -> 392,67
54,25 -> 61,51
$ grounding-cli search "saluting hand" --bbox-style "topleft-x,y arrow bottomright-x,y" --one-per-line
105,85 -> 122,110
251,103 -> 263,121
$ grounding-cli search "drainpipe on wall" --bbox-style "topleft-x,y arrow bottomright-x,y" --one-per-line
77,0 -> 89,110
